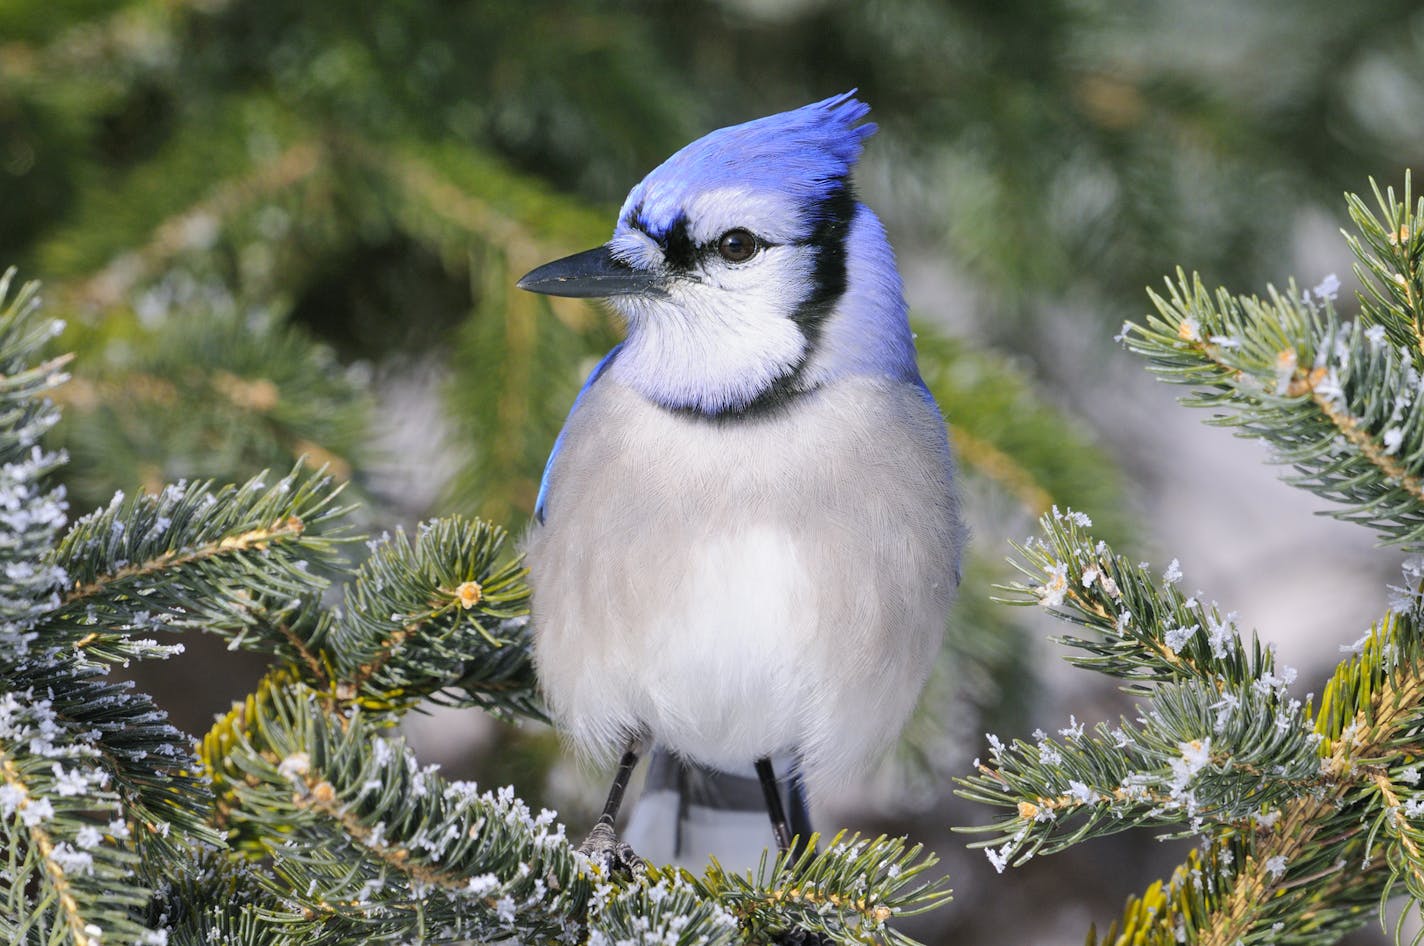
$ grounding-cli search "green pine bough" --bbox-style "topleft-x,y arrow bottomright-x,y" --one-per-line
0,265 -> 948,945
959,174 -> 1424,944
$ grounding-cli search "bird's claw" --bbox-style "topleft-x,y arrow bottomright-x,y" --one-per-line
577,821 -> 646,877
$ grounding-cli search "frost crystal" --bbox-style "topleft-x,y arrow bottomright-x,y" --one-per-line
1164,624 -> 1199,654
1210,692 -> 1240,733
1339,632 -> 1371,655
1264,855 -> 1288,880
52,763 -> 95,796
1038,562 -> 1069,607
1051,506 -> 1092,528
1168,739 -> 1212,799
1205,613 -> 1236,659
985,732 -> 1004,757
1314,367 -> 1344,406
984,844 -> 1012,874
49,842 -> 94,876
1312,273 -> 1341,302
277,752 -> 311,782
468,873 -> 500,897
20,796 -> 53,826
1384,428 -> 1404,455
1162,559 -> 1183,585
0,783 -> 24,816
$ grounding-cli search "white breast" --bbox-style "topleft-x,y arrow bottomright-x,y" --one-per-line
524,376 -> 963,784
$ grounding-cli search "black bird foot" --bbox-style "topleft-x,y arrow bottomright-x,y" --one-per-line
577,821 -> 646,877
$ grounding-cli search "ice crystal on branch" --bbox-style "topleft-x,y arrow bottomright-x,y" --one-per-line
1122,175 -> 1424,552
1,270 -> 951,946
964,175 -> 1424,945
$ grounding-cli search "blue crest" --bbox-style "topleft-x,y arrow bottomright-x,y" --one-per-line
618,91 -> 876,240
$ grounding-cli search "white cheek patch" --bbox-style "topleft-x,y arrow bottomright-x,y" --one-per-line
611,281 -> 809,413
703,244 -> 808,293
601,213 -> 826,414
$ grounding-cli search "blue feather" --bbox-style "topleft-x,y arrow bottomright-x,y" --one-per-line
617,91 -> 875,242
535,344 -> 623,524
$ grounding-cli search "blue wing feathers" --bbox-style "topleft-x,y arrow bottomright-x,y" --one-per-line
535,344 -> 623,524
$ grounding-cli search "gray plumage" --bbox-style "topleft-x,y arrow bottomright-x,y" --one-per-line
517,93 -> 965,870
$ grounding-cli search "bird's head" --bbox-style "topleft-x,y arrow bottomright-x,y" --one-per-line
518,92 -> 900,416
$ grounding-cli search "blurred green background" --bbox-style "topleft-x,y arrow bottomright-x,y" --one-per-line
4,0 -> 1423,942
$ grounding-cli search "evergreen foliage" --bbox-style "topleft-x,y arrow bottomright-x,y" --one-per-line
960,177 -> 1424,944
0,271 -> 952,944
3,8 -> 1230,865
11,5 -> 1423,942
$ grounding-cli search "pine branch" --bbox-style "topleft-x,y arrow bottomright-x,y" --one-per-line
201,674 -> 592,944
40,96 -> 320,292
588,872 -> 742,946
55,304 -> 370,510
199,673 -> 952,946
1121,266 -> 1424,550
997,507 -> 1272,692
1342,173 -> 1424,363
144,845 -> 303,946
962,512 -> 1321,866
327,517 -> 540,719
1086,177 -> 1424,940
40,466 -> 347,661
0,269 -> 71,662
981,509 -> 1424,943
696,835 -> 953,946
0,675 -> 159,946
5,654 -> 217,856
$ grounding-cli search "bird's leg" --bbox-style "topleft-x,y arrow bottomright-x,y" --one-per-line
754,757 -> 795,853
759,758 -> 831,946
577,745 -> 645,875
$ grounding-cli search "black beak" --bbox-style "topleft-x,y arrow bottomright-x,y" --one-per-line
516,245 -> 663,298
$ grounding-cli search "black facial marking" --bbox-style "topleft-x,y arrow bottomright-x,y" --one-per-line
624,201 -> 645,229
788,183 -> 857,348
669,182 -> 860,424
660,213 -> 698,271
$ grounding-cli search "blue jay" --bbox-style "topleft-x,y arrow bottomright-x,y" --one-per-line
517,92 -> 964,872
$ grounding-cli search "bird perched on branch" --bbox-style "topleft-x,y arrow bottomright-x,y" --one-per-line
517,92 -> 964,872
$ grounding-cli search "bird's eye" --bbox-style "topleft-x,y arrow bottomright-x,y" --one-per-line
716,229 -> 759,263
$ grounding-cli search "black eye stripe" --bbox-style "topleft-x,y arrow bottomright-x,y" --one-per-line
660,214 -> 697,270
629,212 -> 798,269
